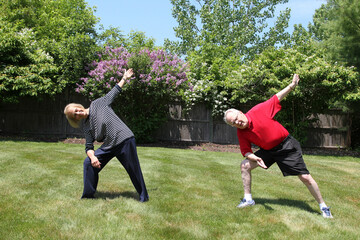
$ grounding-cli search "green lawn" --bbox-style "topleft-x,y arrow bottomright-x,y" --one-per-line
0,140 -> 359,240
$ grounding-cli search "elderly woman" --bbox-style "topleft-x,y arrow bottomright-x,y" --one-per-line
64,69 -> 149,202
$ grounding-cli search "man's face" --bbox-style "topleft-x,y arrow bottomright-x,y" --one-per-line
226,111 -> 249,129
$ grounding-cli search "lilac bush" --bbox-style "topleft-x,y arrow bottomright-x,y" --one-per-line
76,47 -> 131,98
134,49 -> 188,85
77,47 -> 190,98
77,47 -> 191,142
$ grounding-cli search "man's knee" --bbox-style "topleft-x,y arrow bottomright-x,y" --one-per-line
241,159 -> 252,172
298,174 -> 314,185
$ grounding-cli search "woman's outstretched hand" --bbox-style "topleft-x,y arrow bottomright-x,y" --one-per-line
118,68 -> 134,88
123,68 -> 134,80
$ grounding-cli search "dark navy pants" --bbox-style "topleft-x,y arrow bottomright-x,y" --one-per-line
82,137 -> 149,202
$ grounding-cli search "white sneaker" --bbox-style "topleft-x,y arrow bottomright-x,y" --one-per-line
237,198 -> 255,208
321,207 -> 333,218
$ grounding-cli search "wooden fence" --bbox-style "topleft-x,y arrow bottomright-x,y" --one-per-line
155,103 -> 351,148
305,113 -> 351,148
0,88 -> 88,139
0,92 -> 350,148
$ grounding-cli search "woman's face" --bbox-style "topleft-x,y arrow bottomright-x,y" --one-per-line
69,106 -> 87,120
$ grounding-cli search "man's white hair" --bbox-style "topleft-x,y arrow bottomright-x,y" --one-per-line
223,108 -> 240,125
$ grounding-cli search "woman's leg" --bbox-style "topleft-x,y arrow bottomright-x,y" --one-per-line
81,156 -> 99,198
81,148 -> 113,198
115,138 -> 149,202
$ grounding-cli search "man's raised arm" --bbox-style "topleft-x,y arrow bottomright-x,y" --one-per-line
276,74 -> 300,102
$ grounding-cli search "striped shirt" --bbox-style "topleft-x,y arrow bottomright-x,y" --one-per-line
81,85 -> 134,152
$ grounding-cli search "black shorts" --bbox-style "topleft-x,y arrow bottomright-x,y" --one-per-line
254,135 -> 310,176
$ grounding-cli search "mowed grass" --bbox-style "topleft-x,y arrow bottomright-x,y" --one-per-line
0,140 -> 359,240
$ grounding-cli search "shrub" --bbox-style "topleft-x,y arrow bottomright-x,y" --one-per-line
77,47 -> 191,142
185,47 -> 359,144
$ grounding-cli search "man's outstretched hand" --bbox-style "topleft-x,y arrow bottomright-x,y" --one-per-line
256,158 -> 268,169
245,152 -> 268,169
290,74 -> 300,89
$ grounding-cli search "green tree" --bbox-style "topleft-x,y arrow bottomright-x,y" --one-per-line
0,0 -> 98,102
310,0 -> 360,69
167,0 -> 294,123
0,20 -> 60,103
309,0 -> 360,149
96,26 -> 127,49
186,47 -> 359,143
96,27 -> 156,52
165,0 -> 291,58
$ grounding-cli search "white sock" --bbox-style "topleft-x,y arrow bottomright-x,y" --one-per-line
319,202 -> 327,209
244,194 -> 252,201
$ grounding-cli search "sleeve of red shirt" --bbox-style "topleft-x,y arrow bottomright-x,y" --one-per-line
237,129 -> 252,157
266,95 -> 282,118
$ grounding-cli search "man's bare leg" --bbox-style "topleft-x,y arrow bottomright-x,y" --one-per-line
241,159 -> 259,194
298,174 -> 324,203
237,159 -> 259,208
298,174 -> 333,218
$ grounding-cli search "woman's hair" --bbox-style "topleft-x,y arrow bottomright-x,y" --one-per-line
64,103 -> 85,128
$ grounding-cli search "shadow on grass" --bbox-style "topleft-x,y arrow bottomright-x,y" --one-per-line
95,191 -> 139,200
95,187 -> 158,201
254,197 -> 318,214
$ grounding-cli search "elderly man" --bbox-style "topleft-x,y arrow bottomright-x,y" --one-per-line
224,74 -> 333,218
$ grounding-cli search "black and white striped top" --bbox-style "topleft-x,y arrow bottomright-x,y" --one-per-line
81,85 -> 134,152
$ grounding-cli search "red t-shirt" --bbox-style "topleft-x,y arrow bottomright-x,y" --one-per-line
237,95 -> 289,156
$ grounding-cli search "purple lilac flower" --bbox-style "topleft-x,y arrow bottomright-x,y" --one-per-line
79,46 -> 190,96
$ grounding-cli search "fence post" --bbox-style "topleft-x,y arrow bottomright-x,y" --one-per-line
347,112 -> 352,147
209,108 -> 213,142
